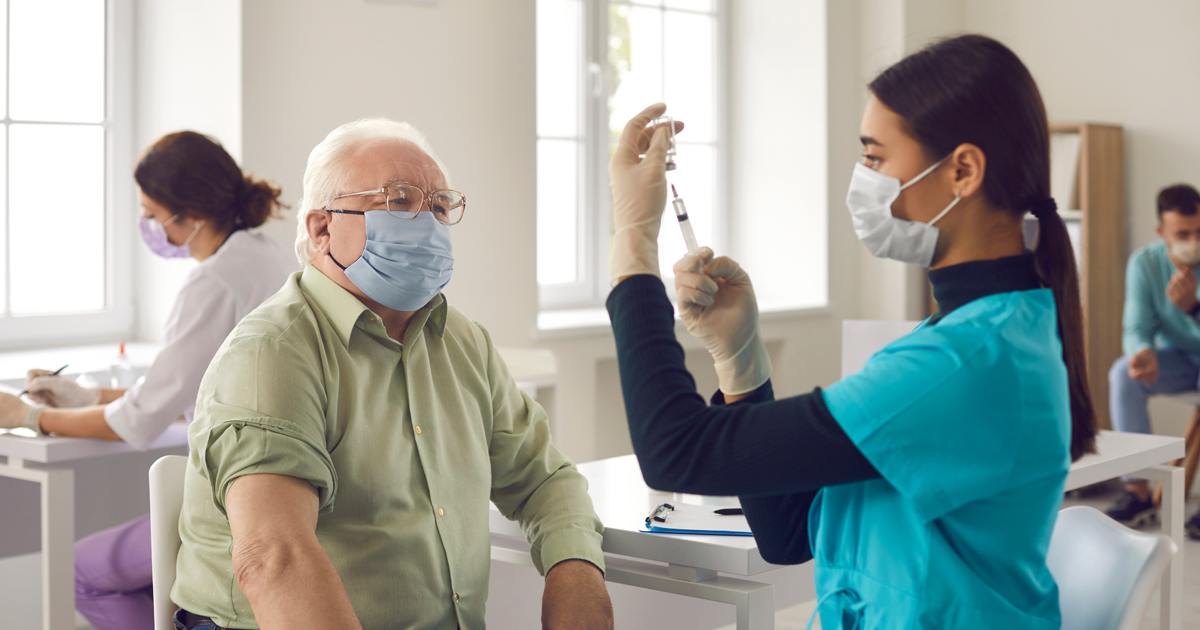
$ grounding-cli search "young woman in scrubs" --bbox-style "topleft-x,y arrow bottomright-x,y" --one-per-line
0,132 -> 296,630
605,35 -> 1097,629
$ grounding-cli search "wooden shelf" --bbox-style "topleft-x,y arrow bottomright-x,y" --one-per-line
1052,122 -> 1125,431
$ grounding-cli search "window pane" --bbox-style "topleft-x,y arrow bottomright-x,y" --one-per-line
9,124 -> 105,314
665,0 -> 716,12
10,0 -> 105,123
537,0 -> 584,138
537,139 -> 581,285
608,4 -> 663,141
658,144 -> 714,274
664,10 -> 716,142
0,126 -> 5,312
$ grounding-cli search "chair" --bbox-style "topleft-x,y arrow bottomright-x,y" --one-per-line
1151,391 -> 1200,507
1046,506 -> 1177,630
149,455 -> 188,630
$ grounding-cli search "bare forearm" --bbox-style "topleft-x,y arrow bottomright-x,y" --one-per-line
37,406 -> 122,441
97,388 -> 126,404
236,542 -> 362,630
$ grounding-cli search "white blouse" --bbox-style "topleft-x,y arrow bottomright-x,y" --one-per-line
104,230 -> 298,450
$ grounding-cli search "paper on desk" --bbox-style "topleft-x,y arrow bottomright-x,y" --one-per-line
0,382 -> 38,437
640,502 -> 754,536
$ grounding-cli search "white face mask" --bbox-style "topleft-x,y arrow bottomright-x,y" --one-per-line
845,158 -> 962,268
1170,240 -> 1200,267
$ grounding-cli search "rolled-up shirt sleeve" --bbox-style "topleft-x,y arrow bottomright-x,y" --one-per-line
481,325 -> 605,577
190,334 -> 336,517
106,270 -> 240,450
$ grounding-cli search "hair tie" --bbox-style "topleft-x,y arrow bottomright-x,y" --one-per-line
1031,198 -> 1058,219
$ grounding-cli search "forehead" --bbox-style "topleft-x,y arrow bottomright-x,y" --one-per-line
1162,209 -> 1200,231
860,95 -> 914,148
342,138 -> 445,191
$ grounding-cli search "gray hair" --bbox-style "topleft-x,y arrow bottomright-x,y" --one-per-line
293,117 -> 452,264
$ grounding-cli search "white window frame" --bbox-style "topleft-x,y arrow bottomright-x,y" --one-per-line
0,0 -> 134,350
538,0 -> 729,312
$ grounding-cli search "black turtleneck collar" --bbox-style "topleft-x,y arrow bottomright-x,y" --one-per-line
927,253 -> 1041,325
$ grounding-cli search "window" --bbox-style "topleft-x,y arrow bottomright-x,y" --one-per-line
537,0 -> 725,311
0,0 -> 134,348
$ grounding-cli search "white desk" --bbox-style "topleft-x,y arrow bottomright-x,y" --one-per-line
0,422 -> 190,630
490,430 -> 1186,630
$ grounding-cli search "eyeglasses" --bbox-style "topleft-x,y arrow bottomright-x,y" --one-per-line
325,181 -> 467,225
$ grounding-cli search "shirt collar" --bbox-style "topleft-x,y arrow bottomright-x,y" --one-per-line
928,253 -> 1041,324
299,264 -> 448,347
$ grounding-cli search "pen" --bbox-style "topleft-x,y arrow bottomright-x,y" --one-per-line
19,364 -> 68,397
714,508 -> 743,516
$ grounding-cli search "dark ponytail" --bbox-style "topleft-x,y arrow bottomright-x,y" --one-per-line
135,131 -> 287,233
870,34 -> 1097,461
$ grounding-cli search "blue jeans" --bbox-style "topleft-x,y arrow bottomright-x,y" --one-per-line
173,609 -> 242,630
1109,348 -> 1200,480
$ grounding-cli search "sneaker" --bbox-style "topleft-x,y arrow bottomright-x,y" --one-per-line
1105,491 -> 1157,528
1187,510 -> 1200,541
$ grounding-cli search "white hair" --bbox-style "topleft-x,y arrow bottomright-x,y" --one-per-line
293,117 -> 452,264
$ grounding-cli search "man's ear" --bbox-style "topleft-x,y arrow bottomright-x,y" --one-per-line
306,210 -> 332,260
1156,222 -> 1165,240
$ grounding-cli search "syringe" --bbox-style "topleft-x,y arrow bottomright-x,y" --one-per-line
671,184 -> 701,256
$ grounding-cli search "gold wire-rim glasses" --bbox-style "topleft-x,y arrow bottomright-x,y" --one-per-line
324,181 -> 467,226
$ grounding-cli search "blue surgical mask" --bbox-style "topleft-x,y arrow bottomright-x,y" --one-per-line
329,211 -> 454,311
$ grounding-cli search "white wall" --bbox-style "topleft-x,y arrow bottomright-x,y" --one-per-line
133,0 -> 245,342
963,0 -> 1200,256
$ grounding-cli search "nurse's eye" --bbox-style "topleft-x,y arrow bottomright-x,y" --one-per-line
861,153 -> 882,168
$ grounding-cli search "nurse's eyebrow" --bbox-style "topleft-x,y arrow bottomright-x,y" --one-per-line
860,136 -> 883,147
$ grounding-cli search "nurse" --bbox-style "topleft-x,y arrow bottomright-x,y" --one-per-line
605,35 -> 1097,629
0,131 -> 296,630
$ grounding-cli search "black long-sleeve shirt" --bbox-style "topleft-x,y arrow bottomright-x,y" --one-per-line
605,253 -> 1041,565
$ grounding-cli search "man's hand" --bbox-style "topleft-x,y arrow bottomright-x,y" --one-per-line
1129,349 -> 1159,384
1167,266 -> 1199,313
542,560 -> 613,630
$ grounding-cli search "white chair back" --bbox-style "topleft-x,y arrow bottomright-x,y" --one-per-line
840,320 -> 921,379
1047,506 -> 1177,630
149,455 -> 188,630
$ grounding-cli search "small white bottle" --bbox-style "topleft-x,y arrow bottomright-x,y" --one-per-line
109,341 -> 138,389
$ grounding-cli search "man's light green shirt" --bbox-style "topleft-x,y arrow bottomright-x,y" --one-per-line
173,265 -> 605,630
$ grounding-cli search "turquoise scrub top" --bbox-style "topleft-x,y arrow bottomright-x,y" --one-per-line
818,288 -> 1071,629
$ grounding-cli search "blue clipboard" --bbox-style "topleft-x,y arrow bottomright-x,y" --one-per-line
640,502 -> 754,537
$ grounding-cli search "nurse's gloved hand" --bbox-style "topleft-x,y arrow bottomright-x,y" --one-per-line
0,391 -> 41,431
674,249 -> 772,395
25,370 -> 101,408
609,103 -> 684,285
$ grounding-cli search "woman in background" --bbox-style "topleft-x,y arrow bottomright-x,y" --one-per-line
0,131 -> 297,630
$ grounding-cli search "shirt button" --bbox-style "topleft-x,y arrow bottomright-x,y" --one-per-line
368,314 -> 376,322
453,593 -> 460,603
437,507 -> 445,517
414,426 -> 422,435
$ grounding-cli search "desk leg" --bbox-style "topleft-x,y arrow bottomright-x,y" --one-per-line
1134,465 -> 1183,630
490,547 -> 776,629
0,458 -> 75,630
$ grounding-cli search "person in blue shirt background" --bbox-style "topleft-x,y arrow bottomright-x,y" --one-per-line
1106,184 -> 1200,537
604,35 -> 1098,629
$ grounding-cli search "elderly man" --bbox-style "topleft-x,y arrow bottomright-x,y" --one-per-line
169,118 -> 612,630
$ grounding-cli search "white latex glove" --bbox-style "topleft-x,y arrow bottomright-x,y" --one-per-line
673,248 -> 772,395
25,370 -> 100,408
609,103 -> 684,284
0,391 -> 41,431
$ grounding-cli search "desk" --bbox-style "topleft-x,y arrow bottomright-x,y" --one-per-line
490,431 -> 1186,630
0,422 -> 189,630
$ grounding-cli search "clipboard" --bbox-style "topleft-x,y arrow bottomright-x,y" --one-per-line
640,502 -> 753,537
